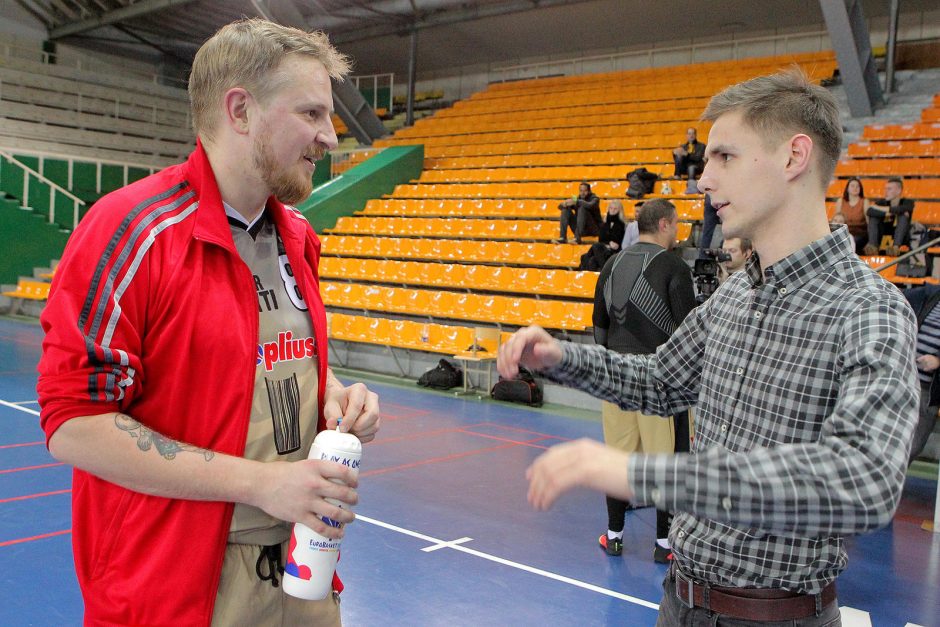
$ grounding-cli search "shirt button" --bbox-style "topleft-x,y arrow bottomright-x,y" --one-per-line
736,367 -> 744,375
677,530 -> 685,539
779,287 -> 788,295
651,489 -> 661,503
720,423 -> 727,432
754,311 -> 762,319
722,496 -> 732,510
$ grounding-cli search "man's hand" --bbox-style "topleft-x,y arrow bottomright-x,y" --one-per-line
324,381 -> 381,443
525,439 -> 632,510
917,354 -> 940,372
609,241 -> 619,250
251,458 -> 358,539
497,325 -> 563,379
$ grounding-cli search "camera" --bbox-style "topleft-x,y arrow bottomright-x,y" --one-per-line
693,248 -> 731,304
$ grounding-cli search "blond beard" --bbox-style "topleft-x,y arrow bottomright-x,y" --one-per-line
251,133 -> 315,206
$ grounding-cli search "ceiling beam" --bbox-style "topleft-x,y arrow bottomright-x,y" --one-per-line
48,0 -> 195,39
12,0 -> 54,29
331,0 -> 593,45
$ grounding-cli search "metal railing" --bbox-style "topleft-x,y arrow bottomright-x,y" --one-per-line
0,149 -> 86,230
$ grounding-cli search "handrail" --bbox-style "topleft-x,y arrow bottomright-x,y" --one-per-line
875,236 -> 940,272
0,149 -> 86,230
489,30 -> 831,83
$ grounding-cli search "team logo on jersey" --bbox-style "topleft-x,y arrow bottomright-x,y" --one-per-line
256,330 -> 317,372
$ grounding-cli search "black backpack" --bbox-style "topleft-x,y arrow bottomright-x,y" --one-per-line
417,359 -> 463,390
490,367 -> 543,407
625,167 -> 658,199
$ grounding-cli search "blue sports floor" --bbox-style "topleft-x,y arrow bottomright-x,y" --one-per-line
1,317 -> 938,626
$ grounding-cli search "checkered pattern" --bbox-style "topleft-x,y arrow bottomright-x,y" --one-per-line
544,227 -> 919,594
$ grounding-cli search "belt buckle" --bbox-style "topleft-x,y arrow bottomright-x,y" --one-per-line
674,568 -> 695,609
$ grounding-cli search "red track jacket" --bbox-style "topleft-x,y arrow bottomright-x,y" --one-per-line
37,142 -> 330,626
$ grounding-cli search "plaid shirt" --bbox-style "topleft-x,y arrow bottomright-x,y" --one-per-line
543,227 -> 919,594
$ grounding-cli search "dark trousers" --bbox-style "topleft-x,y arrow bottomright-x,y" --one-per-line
560,206 -> 601,242
698,195 -> 720,253
657,574 -> 841,626
606,411 -> 690,538
910,382 -> 939,465
674,154 -> 703,179
867,207 -> 911,249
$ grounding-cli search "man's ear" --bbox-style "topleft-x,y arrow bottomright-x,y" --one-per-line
784,133 -> 814,181
222,87 -> 252,135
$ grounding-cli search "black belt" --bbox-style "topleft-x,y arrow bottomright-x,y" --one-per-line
670,562 -> 837,621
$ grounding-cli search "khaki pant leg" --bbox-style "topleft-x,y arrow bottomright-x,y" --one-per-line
212,541 -> 341,627
635,413 -> 675,455
601,401 -> 641,453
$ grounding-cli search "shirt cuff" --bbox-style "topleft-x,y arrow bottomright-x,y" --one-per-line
627,452 -> 687,510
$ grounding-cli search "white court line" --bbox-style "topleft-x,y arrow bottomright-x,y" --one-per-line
357,514 -> 660,611
9,400 -> 39,405
0,399 -> 40,416
421,536 -> 473,553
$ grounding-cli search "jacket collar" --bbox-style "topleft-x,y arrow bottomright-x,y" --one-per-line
185,139 -> 306,249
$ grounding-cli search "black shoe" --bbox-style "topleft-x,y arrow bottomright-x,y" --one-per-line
599,534 -> 623,556
653,544 -> 673,564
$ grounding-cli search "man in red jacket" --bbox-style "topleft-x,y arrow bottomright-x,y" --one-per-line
37,18 -> 379,626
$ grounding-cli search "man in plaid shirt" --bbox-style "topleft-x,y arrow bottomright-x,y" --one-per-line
499,69 -> 919,624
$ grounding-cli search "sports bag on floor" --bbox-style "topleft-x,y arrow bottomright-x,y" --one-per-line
417,358 -> 463,390
490,367 -> 543,407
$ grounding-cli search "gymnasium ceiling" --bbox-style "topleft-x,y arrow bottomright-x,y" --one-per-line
10,0 -> 939,77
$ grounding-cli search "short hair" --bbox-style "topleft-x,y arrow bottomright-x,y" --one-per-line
579,181 -> 591,192
887,177 -> 904,187
735,237 -> 754,253
636,198 -> 676,234
701,67 -> 842,188
189,18 -> 351,140
842,177 -> 865,200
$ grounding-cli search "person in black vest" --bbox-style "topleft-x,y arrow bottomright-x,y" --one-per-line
903,285 -> 940,464
556,181 -> 601,244
591,198 -> 696,562
579,199 -> 627,271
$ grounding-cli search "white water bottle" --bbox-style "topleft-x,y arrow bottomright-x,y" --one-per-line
282,427 -> 362,600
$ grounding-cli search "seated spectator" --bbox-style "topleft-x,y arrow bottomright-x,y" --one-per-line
833,177 -> 869,253
580,200 -> 627,271
673,127 -> 706,192
622,201 -> 642,249
865,177 -> 915,256
717,237 -> 753,283
556,182 -> 601,244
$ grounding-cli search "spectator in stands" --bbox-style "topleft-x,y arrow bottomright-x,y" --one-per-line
36,19 -> 380,627
865,177 -> 915,256
556,182 -> 601,244
673,127 -> 706,193
903,285 -> 940,465
621,201 -> 641,249
833,177 -> 869,253
717,236 -> 753,283
591,198 -> 696,563
580,199 -> 626,271
502,69 -> 918,625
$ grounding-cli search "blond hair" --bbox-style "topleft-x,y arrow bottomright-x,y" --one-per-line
188,18 -> 351,140
701,67 -> 842,188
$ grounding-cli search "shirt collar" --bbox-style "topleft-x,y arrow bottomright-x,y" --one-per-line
745,225 -> 855,290
223,201 -> 266,231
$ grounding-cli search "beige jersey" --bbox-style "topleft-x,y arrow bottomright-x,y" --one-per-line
226,208 -> 319,545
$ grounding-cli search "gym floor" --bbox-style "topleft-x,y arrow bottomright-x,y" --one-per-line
0,318 -> 937,626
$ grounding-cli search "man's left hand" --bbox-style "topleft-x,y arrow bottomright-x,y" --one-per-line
324,381 -> 381,443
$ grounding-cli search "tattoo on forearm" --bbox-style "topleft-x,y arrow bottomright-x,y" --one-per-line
114,414 -> 214,461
